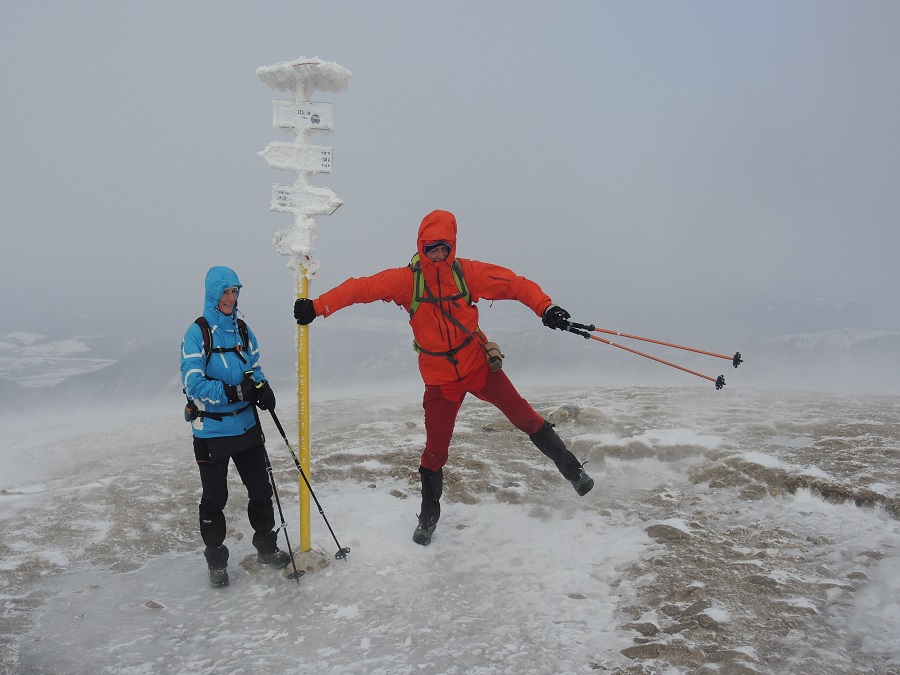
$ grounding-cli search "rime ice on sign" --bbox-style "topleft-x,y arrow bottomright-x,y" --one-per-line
257,57 -> 351,278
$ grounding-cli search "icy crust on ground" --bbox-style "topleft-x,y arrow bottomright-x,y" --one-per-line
2,386 -> 900,674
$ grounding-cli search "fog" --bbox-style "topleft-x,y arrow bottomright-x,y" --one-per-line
3,6 -> 900,670
3,1 -> 899,380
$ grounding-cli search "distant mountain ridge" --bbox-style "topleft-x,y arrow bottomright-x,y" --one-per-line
1,324 -> 898,416
766,329 -> 900,350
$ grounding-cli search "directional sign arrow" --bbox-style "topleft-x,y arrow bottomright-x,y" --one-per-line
259,142 -> 333,173
271,185 -> 343,216
273,100 -> 334,131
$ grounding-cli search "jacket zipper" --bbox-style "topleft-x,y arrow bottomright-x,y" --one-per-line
434,272 -> 462,379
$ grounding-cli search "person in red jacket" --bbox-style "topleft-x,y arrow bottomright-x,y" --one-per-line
293,210 -> 593,545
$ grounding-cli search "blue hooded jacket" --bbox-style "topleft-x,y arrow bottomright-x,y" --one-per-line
180,266 -> 268,438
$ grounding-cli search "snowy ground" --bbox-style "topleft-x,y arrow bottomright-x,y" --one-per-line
2,385 -> 900,674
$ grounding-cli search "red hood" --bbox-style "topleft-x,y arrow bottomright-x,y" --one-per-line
417,210 -> 458,268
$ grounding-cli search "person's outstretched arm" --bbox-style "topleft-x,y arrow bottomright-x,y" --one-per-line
294,267 -> 412,324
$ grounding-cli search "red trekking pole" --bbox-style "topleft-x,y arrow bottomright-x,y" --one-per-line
564,321 -> 742,390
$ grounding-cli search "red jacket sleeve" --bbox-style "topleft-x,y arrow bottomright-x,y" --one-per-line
460,259 -> 553,316
313,267 -> 413,317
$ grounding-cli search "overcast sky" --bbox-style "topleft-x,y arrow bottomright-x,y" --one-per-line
3,1 -> 899,349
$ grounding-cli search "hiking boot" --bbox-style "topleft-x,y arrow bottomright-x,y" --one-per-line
413,520 -> 437,546
257,549 -> 292,569
530,421 -> 594,494
204,544 -> 229,587
414,466 -> 443,546
208,566 -> 229,587
253,529 -> 291,569
570,467 -> 594,496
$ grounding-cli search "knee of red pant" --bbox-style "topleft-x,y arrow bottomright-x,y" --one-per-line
420,450 -> 447,473
524,417 -> 546,436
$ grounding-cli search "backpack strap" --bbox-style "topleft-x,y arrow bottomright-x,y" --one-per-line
195,403 -> 251,421
413,334 -> 475,364
408,254 -> 470,318
183,317 -> 252,421
195,316 -> 249,367
406,255 -> 483,363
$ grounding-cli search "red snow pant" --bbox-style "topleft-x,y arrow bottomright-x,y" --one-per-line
420,362 -> 545,472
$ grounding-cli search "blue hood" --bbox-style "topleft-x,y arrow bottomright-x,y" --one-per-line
204,266 -> 242,316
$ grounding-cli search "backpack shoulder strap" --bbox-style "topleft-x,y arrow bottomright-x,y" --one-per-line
409,254 -> 423,317
195,316 -> 249,366
451,260 -> 469,303
194,317 -> 212,366
236,318 -> 249,348
408,254 -> 469,317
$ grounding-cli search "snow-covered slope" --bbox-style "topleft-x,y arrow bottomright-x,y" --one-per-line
2,386 -> 899,673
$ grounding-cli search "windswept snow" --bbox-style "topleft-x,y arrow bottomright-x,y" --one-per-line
2,386 -> 900,673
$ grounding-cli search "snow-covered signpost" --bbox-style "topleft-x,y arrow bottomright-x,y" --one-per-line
258,57 -> 351,554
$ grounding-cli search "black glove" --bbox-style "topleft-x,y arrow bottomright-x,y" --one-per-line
224,372 -> 261,404
294,298 -> 317,325
256,381 -> 276,410
542,305 -> 571,330
224,383 -> 240,404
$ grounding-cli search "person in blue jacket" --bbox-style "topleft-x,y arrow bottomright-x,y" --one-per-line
181,266 -> 289,587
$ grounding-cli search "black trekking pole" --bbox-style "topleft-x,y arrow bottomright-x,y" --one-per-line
269,408 -> 350,561
262,448 -> 305,583
250,405 -> 303,583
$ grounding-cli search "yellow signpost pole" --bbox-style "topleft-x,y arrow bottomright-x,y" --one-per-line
296,273 -> 311,551
258,57 -> 351,560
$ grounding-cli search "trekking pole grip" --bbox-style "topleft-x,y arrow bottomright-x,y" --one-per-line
566,320 -> 595,339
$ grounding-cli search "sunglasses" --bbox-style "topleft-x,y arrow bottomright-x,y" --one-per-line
423,240 -> 452,253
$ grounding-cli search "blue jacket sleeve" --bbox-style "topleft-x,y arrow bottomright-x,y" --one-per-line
181,323 -> 230,406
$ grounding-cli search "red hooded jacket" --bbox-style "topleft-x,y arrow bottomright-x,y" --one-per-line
313,210 -> 553,385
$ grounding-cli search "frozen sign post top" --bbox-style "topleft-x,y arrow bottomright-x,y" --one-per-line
257,57 -> 352,97
257,57 -> 351,278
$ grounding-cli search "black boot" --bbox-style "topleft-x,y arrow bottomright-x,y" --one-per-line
569,466 -> 595,497
253,530 -> 292,569
413,466 -> 443,546
529,421 -> 594,496
204,544 -> 230,587
248,499 -> 291,569
200,507 -> 229,587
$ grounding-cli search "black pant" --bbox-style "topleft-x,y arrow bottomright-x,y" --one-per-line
196,443 -> 276,553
